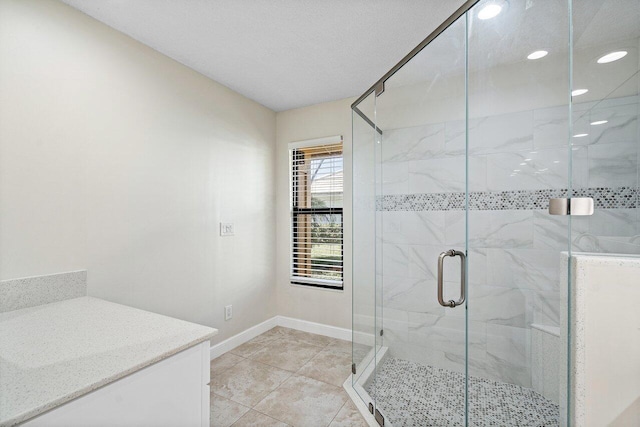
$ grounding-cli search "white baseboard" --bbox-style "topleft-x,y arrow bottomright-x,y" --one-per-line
209,316 -> 278,359
210,315 -> 351,360
275,315 -> 351,341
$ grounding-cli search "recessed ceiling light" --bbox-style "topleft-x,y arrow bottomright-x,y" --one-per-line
524,158 -> 532,161
573,133 -> 588,138
597,51 -> 628,64
572,89 -> 588,96
590,120 -> 608,126
519,162 -> 527,165
514,169 -> 520,172
478,3 -> 503,20
527,50 -> 548,60
553,160 -> 560,163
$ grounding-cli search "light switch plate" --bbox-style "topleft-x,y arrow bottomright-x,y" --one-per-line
220,222 -> 234,236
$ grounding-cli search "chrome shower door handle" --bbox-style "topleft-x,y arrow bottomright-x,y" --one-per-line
437,249 -> 466,308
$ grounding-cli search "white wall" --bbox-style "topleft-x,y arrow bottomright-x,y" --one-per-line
275,98 -> 354,329
0,0 -> 277,343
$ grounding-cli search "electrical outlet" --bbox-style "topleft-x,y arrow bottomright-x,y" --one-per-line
220,222 -> 234,236
224,305 -> 233,321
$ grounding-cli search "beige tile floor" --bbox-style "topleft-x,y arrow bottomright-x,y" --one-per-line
210,326 -> 369,427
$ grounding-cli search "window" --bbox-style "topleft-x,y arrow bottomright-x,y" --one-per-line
290,136 -> 343,289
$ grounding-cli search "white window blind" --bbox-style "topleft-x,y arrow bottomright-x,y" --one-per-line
290,137 -> 343,289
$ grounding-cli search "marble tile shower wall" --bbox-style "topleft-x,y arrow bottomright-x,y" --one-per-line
378,95 -> 639,388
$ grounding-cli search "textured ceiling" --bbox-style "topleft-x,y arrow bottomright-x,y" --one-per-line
60,0 -> 467,111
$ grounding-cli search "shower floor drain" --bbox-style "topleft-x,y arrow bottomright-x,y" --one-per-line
365,358 -> 559,427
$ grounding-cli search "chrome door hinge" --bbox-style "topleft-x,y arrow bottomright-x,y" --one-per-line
380,329 -> 384,336
351,363 -> 356,375
375,408 -> 385,426
549,197 -> 594,216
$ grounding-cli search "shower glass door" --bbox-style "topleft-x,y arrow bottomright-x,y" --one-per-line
368,11 -> 470,426
353,0 -> 573,425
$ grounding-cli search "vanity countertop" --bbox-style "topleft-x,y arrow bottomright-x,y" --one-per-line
0,296 -> 217,426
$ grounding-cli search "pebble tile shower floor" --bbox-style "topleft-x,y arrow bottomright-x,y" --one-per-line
366,358 -> 559,427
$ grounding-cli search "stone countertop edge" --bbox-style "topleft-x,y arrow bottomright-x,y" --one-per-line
1,297 -> 217,427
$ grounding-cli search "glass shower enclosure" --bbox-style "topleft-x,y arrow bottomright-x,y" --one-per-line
352,0 -> 640,425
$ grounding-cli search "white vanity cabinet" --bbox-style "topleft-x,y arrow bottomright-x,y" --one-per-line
23,341 -> 211,427
0,297 -> 216,427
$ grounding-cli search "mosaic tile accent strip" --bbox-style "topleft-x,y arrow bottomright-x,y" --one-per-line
366,358 -> 559,427
377,187 -> 638,211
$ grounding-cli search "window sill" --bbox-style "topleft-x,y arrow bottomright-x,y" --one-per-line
289,278 -> 344,293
